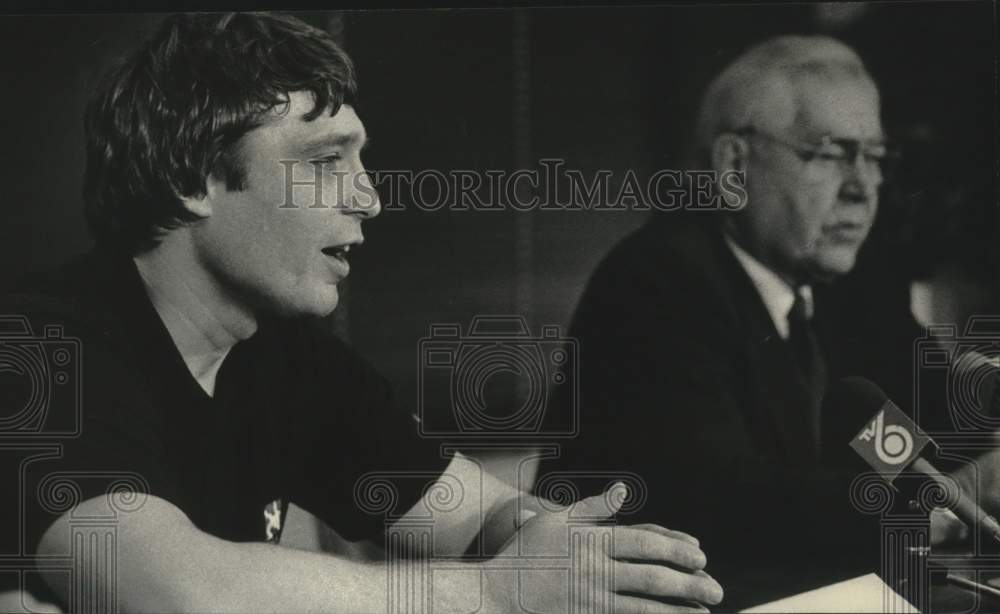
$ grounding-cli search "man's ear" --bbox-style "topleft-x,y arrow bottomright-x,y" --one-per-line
176,176 -> 223,219
710,133 -> 749,175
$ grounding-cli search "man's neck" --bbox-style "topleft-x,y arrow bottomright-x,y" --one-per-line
133,232 -> 258,396
721,222 -> 800,288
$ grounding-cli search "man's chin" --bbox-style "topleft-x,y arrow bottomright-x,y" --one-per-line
271,288 -> 340,319
805,250 -> 859,284
319,299 -> 340,317
313,289 -> 340,317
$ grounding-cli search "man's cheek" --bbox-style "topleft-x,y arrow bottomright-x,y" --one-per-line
785,200 -> 822,250
802,190 -> 838,241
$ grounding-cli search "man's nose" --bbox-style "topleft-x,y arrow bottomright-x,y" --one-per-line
344,164 -> 381,219
840,156 -> 881,204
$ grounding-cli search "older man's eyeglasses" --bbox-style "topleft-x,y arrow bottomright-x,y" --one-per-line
733,126 -> 898,180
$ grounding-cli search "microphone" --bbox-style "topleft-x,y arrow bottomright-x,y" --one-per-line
841,376 -> 1000,547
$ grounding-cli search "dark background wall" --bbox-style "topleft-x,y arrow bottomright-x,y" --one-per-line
0,4 -> 996,425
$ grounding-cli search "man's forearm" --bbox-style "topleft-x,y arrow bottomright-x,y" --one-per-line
203,540 -> 506,614
40,496 -> 508,614
54,526 -> 505,614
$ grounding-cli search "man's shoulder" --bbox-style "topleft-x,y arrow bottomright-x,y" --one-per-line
599,213 -> 731,280
0,252 -> 167,452
0,251 -> 119,343
587,212 -> 744,308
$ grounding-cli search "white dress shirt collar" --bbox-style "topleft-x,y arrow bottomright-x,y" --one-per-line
723,234 -> 812,340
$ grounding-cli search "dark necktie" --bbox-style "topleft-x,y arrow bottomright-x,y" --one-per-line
787,288 -> 827,454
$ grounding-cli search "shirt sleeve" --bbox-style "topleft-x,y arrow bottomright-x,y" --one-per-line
277,319 -> 453,542
1,296 -> 181,557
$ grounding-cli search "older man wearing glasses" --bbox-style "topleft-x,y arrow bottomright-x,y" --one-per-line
536,35 -> 895,608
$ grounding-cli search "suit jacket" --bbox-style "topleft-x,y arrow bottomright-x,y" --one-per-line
537,212 -> 884,609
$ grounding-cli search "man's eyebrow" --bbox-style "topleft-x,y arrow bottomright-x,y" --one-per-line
299,132 -> 369,155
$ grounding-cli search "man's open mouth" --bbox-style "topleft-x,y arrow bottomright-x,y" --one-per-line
322,242 -> 362,264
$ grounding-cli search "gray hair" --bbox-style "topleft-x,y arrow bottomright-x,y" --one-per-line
693,35 -> 877,166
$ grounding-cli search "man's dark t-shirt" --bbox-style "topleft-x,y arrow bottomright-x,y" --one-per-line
0,247 -> 449,599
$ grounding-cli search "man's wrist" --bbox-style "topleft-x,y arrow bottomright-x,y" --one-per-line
480,495 -> 539,556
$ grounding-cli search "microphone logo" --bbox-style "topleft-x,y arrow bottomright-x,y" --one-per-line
850,399 -> 930,482
859,410 -> 914,466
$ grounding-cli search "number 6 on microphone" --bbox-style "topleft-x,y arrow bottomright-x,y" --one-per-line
851,400 -> 931,482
